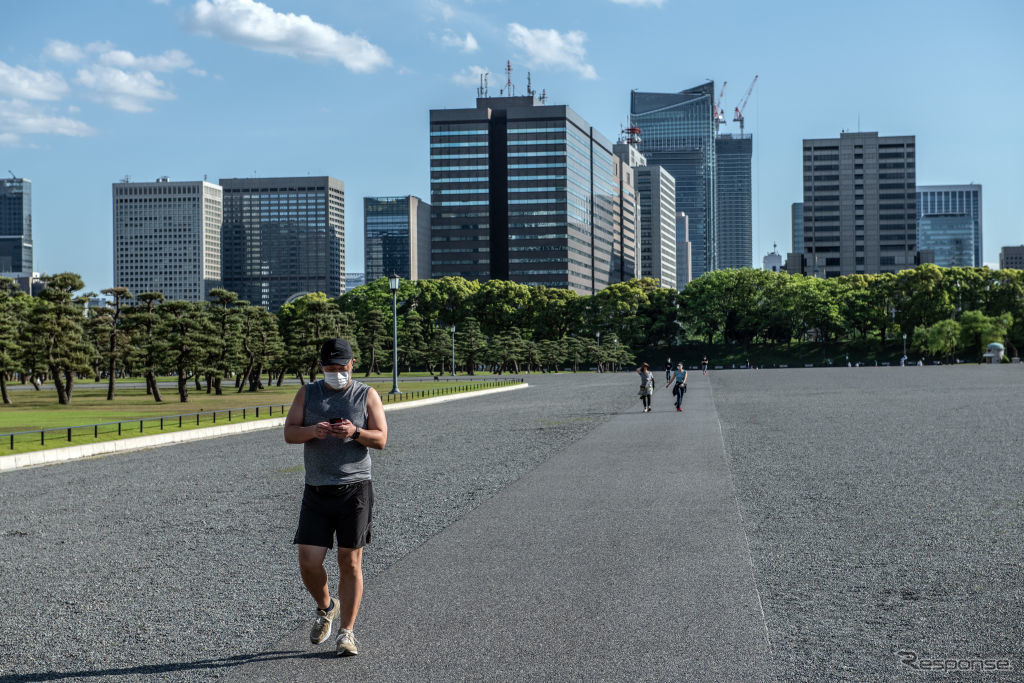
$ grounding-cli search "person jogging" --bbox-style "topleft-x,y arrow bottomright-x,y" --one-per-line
666,362 -> 688,412
284,338 -> 388,657
701,356 -> 709,376
637,362 -> 655,412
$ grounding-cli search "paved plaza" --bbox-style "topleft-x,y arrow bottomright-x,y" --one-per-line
1,367 -> 1021,681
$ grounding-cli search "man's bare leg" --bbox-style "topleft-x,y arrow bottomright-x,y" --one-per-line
297,544 -> 331,610
336,547 -> 363,630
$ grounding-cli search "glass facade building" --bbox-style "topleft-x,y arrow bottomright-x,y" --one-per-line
364,195 -> 431,283
916,185 -> 982,267
630,83 -> 717,284
715,134 -> 753,269
113,178 -> 222,301
429,95 -> 631,294
634,165 -> 677,288
917,214 -> 975,267
0,177 -> 32,277
220,177 -> 345,311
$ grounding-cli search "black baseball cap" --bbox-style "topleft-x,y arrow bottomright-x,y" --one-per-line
320,338 -> 354,365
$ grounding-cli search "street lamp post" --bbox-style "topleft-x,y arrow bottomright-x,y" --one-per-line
596,331 -> 601,373
903,333 -> 907,359
389,273 -> 401,395
450,325 -> 456,377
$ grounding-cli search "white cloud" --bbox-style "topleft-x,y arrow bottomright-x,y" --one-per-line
442,30 -> 478,53
452,65 -> 490,87
507,23 -> 597,80
76,65 -> 175,113
610,0 -> 665,5
68,105 -> 80,113
98,48 -> 194,72
430,0 -> 455,21
44,40 -> 85,62
0,61 -> 70,100
190,0 -> 391,73
0,99 -> 95,145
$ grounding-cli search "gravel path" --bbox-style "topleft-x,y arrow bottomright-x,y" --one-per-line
711,365 -> 1024,680
0,373 -> 630,682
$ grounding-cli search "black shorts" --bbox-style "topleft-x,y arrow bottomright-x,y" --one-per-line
293,480 -> 373,549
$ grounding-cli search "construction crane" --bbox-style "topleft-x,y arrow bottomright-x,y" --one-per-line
733,75 -> 758,135
713,81 -> 727,130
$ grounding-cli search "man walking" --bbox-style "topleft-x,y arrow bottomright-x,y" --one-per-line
284,338 -> 388,656
666,362 -> 688,412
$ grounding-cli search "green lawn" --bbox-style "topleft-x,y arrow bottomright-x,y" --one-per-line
0,378 -> 520,456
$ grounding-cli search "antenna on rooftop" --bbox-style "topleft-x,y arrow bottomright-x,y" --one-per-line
527,72 -> 534,97
121,174 -> 131,183
7,170 -> 15,179
476,71 -> 489,98
539,88 -> 547,104
501,60 -> 514,96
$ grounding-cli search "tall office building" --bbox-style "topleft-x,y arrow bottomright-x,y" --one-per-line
630,82 -> 717,283
429,95 -> 630,294
220,176 -> 345,311
999,246 -> 1024,270
113,177 -> 222,301
791,202 -> 804,255
802,131 -> 917,277
0,177 -> 32,278
634,165 -> 677,288
763,244 -> 783,272
715,134 -> 753,269
364,195 -> 431,283
917,215 -> 974,267
612,154 -> 638,283
676,212 -> 692,285
916,184 -> 982,267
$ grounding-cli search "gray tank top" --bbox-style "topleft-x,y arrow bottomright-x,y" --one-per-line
302,379 -> 371,485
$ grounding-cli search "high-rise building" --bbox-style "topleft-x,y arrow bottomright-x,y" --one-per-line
612,153 -> 638,283
791,202 -> 804,255
113,177 -> 222,301
715,134 -> 753,269
0,177 -> 32,278
220,176 -> 345,311
429,95 -> 630,294
917,214 -> 975,267
916,184 -> 982,267
634,165 -> 677,289
630,83 -> 717,283
345,273 -> 366,290
363,195 -> 431,283
763,244 -> 783,272
801,131 -> 917,277
1000,245 -> 1024,270
677,212 -> 692,285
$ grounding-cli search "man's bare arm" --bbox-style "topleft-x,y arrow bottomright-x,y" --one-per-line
284,385 -> 330,444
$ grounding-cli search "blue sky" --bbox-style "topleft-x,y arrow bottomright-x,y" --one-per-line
2,0 -> 1022,292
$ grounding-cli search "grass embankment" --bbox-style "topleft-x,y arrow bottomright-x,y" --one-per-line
0,378 -> 518,456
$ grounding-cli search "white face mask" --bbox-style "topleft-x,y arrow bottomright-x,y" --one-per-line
323,370 -> 350,390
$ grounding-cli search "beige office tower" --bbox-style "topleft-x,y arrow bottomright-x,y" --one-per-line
802,131 -> 917,276
113,177 -> 223,301
676,211 -> 692,286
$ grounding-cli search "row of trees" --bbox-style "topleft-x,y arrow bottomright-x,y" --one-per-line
2,264 -> 1020,404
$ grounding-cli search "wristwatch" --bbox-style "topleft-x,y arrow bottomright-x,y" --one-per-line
352,427 -> 361,440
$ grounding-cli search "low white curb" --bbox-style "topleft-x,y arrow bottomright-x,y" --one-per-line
0,382 -> 528,473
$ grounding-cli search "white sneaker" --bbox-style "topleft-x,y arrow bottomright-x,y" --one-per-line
336,629 -> 358,656
310,598 -> 339,645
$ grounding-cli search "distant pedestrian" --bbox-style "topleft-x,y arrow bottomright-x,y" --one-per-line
637,362 -> 655,412
284,338 -> 389,657
701,356 -> 709,376
666,362 -> 688,412
664,357 -> 673,383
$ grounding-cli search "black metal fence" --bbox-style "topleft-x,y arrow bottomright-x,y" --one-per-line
3,378 -> 524,451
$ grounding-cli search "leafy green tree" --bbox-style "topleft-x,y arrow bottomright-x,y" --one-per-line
536,338 -> 565,372
237,305 -> 284,392
455,316 -> 486,374
358,308 -> 388,376
894,265 -> 954,346
97,286 -> 133,400
206,288 -> 244,394
22,273 -> 94,404
959,310 -> 1013,358
157,300 -> 215,402
469,279 -> 532,336
396,308 -> 425,373
913,319 -> 961,362
0,278 -> 28,404
124,292 -> 165,402
280,293 -> 344,382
